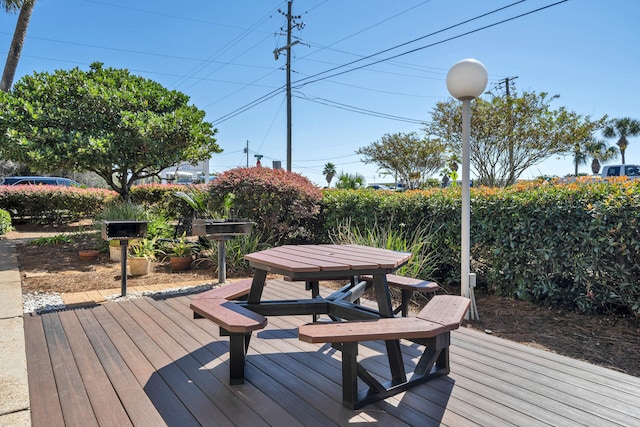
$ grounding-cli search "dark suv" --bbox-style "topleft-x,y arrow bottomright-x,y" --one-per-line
0,176 -> 82,186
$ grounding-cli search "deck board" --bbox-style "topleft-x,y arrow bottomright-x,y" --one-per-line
23,314 -> 65,427
24,279 -> 640,427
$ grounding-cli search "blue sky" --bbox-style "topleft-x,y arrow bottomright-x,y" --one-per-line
1,0 -> 639,186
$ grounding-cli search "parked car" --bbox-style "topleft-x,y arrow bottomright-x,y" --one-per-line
601,165 -> 640,179
0,176 -> 82,186
366,184 -> 392,190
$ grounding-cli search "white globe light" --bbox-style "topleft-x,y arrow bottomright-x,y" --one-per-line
446,59 -> 488,100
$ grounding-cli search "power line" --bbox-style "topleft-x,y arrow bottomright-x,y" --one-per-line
293,1 -> 567,89
210,1 -> 566,124
80,0 -> 279,33
0,31 -> 281,77
211,87 -> 286,125
295,0 -> 434,60
290,0 -> 527,88
294,92 -> 426,124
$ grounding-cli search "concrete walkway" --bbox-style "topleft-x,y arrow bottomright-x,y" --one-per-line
0,238 -> 30,426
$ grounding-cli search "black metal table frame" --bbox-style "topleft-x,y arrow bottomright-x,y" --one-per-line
237,264 -> 410,385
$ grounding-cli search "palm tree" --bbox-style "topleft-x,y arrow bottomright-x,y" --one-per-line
1,0 -> 36,92
572,145 -> 589,176
322,162 -> 336,188
603,117 -> 640,165
586,139 -> 618,175
335,172 -> 365,189
1,0 -> 22,13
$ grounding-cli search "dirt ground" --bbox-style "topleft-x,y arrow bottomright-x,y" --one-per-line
8,222 -> 640,378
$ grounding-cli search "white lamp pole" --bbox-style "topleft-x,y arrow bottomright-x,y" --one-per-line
446,59 -> 488,320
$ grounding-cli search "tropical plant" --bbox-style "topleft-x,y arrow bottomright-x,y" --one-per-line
168,232 -> 193,257
328,218 -> 439,282
335,172 -> 365,189
603,117 -> 640,165
0,208 -> 11,234
0,62 -> 220,201
128,237 -> 157,259
195,232 -> 270,275
174,186 -> 214,218
323,162 -> 336,187
95,201 -> 149,222
29,234 -> 74,246
586,139 -> 618,175
1,0 -> 35,92
222,192 -> 236,219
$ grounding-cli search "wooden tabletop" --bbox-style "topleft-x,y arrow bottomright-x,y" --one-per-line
244,244 -> 411,277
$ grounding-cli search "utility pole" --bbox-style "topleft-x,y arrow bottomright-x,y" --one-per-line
244,140 -> 249,167
498,76 -> 518,184
274,1 -> 303,171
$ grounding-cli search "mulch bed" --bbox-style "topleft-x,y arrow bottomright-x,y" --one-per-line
9,222 -> 640,378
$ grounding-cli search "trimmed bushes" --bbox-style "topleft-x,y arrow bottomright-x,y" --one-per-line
5,173 -> 638,314
0,185 -> 117,223
130,183 -> 197,218
322,179 -> 640,315
473,179 -> 640,314
209,167 -> 322,245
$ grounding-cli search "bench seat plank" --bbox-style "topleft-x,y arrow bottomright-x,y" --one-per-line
297,295 -> 470,408
298,317 -> 446,343
361,273 -> 439,316
417,294 -> 470,330
361,274 -> 438,292
190,298 -> 267,333
196,278 -> 254,301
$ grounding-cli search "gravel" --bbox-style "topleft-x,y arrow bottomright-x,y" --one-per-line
22,283 -> 214,314
22,292 -> 65,314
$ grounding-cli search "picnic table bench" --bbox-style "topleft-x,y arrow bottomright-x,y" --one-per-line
190,279 -> 266,384
287,273 -> 440,317
360,274 -> 439,316
298,295 -> 470,409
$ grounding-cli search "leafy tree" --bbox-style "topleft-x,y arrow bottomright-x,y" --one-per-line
0,62 -> 220,201
428,91 -> 607,187
322,162 -> 336,187
603,117 -> 640,165
356,132 -> 445,189
1,0 -> 35,92
586,139 -> 618,175
335,172 -> 365,189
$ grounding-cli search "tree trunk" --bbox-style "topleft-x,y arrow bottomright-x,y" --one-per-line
1,0 -> 35,92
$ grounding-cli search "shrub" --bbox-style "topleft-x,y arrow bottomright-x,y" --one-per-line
209,167 -> 322,245
321,188 -> 460,283
0,185 -> 116,224
321,180 -> 640,316
0,208 -> 12,234
328,218 -> 439,281
130,183 -> 197,218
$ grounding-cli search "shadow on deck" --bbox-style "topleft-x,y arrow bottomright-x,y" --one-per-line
24,280 -> 640,426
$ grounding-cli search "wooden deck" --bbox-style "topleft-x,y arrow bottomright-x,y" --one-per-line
25,279 -> 640,426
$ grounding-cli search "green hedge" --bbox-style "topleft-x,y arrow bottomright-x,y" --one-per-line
6,177 -> 639,315
0,208 -> 11,234
0,185 -> 117,223
130,183 -> 196,218
321,179 -> 640,315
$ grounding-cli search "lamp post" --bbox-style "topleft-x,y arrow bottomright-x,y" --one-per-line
446,58 -> 488,320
